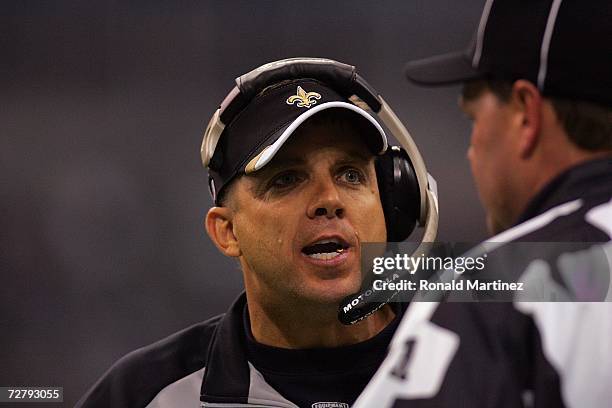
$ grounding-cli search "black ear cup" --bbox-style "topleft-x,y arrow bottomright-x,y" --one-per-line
375,146 -> 421,241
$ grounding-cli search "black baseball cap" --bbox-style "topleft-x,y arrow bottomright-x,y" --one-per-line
206,79 -> 388,203
404,0 -> 612,107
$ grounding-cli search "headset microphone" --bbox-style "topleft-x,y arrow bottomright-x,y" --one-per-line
334,70 -> 439,325
338,187 -> 438,325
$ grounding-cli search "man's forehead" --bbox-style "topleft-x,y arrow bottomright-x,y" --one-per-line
259,144 -> 373,174
286,119 -> 376,152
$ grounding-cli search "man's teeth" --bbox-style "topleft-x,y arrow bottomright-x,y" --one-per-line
314,238 -> 341,245
307,249 -> 344,260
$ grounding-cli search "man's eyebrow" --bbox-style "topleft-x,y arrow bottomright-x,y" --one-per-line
253,149 -> 374,177
245,158 -> 306,181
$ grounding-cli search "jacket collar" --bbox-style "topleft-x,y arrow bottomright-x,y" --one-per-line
200,293 -> 251,405
200,293 -> 299,408
200,292 -> 405,407
516,157 -> 612,224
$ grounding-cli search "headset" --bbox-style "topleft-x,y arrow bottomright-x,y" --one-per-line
201,57 -> 439,324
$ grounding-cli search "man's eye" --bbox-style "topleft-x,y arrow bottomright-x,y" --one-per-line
271,172 -> 300,188
339,168 -> 364,184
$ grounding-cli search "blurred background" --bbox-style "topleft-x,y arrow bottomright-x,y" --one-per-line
2,0 -> 486,405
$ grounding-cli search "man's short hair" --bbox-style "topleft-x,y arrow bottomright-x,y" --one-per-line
462,80 -> 612,152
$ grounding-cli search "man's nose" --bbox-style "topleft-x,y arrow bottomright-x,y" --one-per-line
306,177 -> 345,219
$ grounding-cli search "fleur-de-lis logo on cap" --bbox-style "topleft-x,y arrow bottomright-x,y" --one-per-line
286,86 -> 321,108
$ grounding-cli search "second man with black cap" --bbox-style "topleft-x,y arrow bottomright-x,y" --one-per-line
354,1 -> 612,407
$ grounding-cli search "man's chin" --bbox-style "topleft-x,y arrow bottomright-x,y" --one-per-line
298,279 -> 361,306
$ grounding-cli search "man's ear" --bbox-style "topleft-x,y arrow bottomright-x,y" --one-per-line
205,207 -> 242,258
512,80 -> 543,158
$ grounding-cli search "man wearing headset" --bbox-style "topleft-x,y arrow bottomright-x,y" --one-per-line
353,1 -> 612,407
76,59 -> 440,408
78,57 -> 554,407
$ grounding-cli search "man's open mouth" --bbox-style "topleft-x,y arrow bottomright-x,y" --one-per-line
301,238 -> 350,260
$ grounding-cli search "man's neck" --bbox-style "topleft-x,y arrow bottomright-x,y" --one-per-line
246,296 -> 396,349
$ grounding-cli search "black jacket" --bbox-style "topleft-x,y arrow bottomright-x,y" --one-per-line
77,159 -> 612,408
76,296 -> 549,408
354,158 -> 612,408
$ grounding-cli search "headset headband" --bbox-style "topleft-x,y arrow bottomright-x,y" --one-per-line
201,57 -> 433,227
